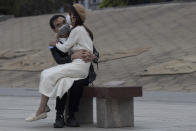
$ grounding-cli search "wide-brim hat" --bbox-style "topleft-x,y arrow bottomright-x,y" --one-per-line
73,3 -> 86,22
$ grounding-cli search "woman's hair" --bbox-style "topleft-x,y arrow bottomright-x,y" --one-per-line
70,6 -> 94,41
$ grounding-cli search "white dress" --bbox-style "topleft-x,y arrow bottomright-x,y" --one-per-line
39,26 -> 93,98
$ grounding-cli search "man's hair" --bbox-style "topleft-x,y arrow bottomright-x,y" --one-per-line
49,15 -> 65,29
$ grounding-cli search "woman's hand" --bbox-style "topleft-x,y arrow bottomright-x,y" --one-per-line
49,39 -> 58,46
49,41 -> 56,46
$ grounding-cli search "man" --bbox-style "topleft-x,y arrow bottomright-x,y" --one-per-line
49,15 -> 99,128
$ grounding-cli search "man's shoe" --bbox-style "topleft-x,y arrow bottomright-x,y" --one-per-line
53,114 -> 65,128
66,116 -> 80,127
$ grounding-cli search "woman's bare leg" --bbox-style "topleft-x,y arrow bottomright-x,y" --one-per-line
36,94 -> 49,116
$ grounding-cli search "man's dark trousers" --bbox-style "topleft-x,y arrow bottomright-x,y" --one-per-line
55,78 -> 89,119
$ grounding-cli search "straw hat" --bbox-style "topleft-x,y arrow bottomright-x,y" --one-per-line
73,3 -> 86,22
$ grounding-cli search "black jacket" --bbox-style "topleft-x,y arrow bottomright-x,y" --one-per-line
50,46 -> 99,83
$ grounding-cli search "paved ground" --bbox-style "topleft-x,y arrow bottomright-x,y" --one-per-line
0,88 -> 196,131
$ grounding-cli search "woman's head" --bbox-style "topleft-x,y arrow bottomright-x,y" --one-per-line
69,4 -> 86,27
69,4 -> 93,41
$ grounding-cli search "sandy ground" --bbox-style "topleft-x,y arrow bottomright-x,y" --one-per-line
0,2 -> 196,92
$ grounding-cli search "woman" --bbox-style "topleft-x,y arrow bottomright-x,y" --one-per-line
26,3 -> 94,122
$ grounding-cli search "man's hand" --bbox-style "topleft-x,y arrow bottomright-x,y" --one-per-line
71,49 -> 97,62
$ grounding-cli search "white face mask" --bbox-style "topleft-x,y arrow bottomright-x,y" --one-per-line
66,14 -> 71,26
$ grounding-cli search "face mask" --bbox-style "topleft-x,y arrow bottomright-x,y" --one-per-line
58,24 -> 70,36
66,14 -> 71,26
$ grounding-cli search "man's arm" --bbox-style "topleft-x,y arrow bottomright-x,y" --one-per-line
50,43 -> 99,64
50,47 -> 72,64
87,47 -> 99,83
71,46 -> 99,63
93,46 -> 99,63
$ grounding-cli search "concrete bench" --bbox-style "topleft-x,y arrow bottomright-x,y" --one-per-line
66,86 -> 143,128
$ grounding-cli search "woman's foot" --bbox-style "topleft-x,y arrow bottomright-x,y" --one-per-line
25,112 -> 47,122
26,105 -> 49,122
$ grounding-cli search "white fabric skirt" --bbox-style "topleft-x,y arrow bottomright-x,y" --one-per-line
39,59 -> 90,98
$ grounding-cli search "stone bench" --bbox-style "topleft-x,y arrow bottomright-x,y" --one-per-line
66,86 -> 143,128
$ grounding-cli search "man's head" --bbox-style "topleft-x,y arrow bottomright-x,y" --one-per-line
49,15 -> 66,33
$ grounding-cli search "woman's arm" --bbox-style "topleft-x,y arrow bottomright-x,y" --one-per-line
56,29 -> 78,53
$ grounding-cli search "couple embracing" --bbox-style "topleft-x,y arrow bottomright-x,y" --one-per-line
26,3 -> 99,128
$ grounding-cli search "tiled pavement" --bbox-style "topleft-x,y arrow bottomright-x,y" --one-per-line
1,88 -> 196,131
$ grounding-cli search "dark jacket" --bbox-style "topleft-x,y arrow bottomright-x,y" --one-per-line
50,46 -> 99,83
